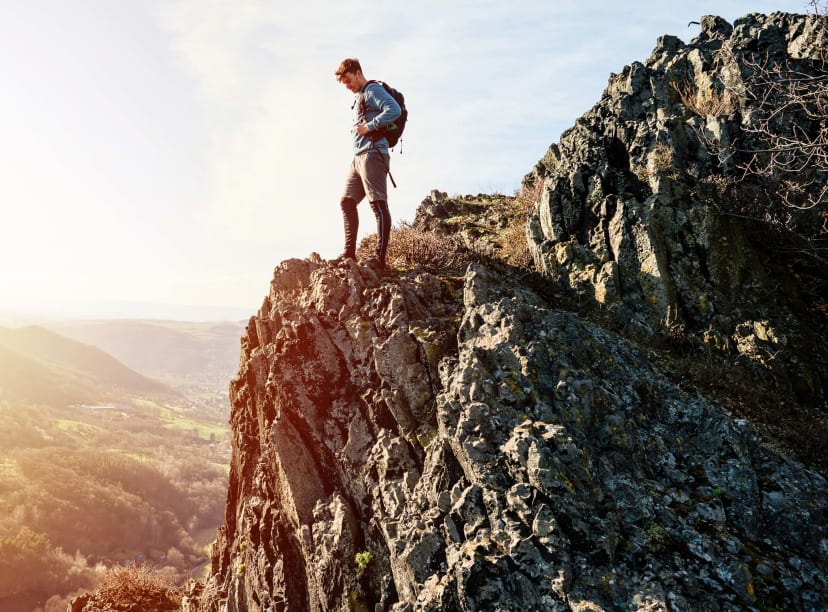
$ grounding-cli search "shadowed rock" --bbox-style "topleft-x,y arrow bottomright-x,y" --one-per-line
181,12 -> 828,612
524,12 -> 827,402
187,256 -> 826,611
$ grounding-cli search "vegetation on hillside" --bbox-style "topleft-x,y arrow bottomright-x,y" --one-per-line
0,326 -> 176,406
0,399 -> 229,609
357,187 -> 537,274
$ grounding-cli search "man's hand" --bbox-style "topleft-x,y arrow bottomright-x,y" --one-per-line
356,120 -> 372,136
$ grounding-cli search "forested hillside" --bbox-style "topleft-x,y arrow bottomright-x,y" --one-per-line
0,329 -> 232,611
0,326 -> 175,406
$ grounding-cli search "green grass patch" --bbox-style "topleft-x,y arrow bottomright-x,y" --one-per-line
131,399 -> 228,441
54,419 -> 106,441
111,450 -> 156,464
162,417 -> 227,440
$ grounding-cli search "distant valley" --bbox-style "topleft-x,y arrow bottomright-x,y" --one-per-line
47,320 -> 244,382
0,326 -> 176,407
46,319 -> 245,413
0,319 -> 245,610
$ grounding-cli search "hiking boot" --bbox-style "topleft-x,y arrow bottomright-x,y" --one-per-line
330,252 -> 356,266
362,256 -> 385,271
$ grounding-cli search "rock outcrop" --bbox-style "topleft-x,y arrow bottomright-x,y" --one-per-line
524,12 -> 828,402
188,254 -> 826,610
185,12 -> 828,612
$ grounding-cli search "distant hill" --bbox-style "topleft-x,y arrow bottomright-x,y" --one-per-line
0,343 -> 93,406
0,326 -> 175,405
47,320 -> 244,381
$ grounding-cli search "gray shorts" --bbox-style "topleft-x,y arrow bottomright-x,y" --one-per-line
342,150 -> 390,203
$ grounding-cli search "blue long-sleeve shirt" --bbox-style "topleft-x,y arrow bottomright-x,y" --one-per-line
353,81 -> 401,155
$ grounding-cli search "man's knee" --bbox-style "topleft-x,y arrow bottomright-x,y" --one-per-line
341,197 -> 357,212
369,199 -> 389,215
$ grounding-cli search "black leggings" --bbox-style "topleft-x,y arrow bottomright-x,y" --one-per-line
340,197 -> 391,262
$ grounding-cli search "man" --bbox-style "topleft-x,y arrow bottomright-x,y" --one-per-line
333,58 -> 401,270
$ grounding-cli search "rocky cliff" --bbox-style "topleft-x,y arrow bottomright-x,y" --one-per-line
185,12 -> 827,612
524,12 -> 827,403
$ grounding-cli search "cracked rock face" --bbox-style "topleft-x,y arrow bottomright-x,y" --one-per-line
523,12 -> 828,401
184,11 -> 828,612
189,258 -> 826,611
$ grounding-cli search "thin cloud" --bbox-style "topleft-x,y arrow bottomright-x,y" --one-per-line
3,0 -> 806,314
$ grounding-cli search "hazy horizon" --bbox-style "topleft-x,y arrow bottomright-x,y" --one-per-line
0,299 -> 251,324
1,0 -> 811,318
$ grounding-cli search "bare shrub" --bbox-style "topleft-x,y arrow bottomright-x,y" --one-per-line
809,0 -> 827,16
681,11 -> 827,231
671,80 -> 736,117
514,178 -> 544,214
736,50 -> 828,213
358,223 -> 471,272
93,563 -> 181,611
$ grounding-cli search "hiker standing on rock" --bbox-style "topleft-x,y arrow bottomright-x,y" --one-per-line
332,58 -> 401,270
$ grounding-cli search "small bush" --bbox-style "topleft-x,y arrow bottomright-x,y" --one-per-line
358,223 -> 471,272
644,523 -> 671,552
672,80 -> 735,117
93,563 -> 181,611
650,143 -> 674,172
355,550 -> 372,578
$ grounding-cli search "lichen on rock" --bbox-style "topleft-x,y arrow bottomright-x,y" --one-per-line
188,253 -> 826,611
184,11 -> 828,612
523,12 -> 828,402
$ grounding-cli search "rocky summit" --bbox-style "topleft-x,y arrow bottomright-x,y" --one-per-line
179,12 -> 827,612
524,12 -> 827,404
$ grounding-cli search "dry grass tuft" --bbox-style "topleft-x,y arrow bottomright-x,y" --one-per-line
93,564 -> 181,611
355,191 -> 540,273
358,223 -> 471,272
672,80 -> 736,117
500,222 -> 534,268
503,187 -> 541,268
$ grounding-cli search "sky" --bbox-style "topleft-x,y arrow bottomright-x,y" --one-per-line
0,0 -> 812,320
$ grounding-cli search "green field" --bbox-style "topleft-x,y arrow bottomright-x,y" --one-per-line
132,398 -> 229,440
55,418 -> 107,442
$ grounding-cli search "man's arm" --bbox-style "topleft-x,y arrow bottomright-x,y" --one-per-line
363,84 -> 401,132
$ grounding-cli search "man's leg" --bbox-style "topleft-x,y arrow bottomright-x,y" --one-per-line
369,199 -> 391,266
338,197 -> 358,259
362,151 -> 391,268
334,158 -> 365,263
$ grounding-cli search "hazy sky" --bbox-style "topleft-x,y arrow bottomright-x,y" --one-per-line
0,0 -> 811,319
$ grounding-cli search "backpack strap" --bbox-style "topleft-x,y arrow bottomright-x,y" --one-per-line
358,80 -> 381,121
359,81 -> 393,149
357,81 -> 397,188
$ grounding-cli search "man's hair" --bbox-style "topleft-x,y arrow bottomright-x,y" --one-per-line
335,58 -> 362,80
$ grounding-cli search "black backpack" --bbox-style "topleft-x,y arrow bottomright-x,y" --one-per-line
360,80 -> 407,149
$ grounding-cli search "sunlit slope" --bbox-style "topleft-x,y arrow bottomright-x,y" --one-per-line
49,320 -> 243,379
0,326 -> 175,404
0,343 -> 95,405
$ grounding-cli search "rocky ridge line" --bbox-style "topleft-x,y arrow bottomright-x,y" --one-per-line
169,11 -> 828,612
186,253 -> 825,610
524,12 -> 828,403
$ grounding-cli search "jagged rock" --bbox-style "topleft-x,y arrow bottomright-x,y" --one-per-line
69,593 -> 91,612
70,584 -> 180,612
186,12 -> 827,612
189,255 -> 826,611
524,12 -> 828,402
